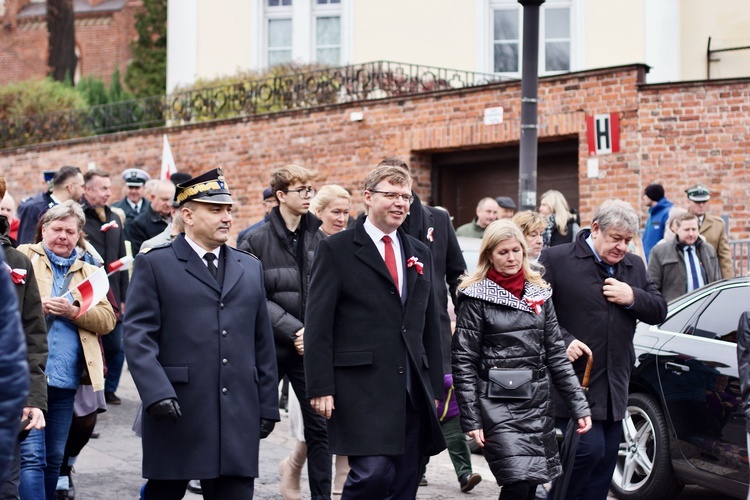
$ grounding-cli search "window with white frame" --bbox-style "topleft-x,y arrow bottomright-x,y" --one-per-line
262,0 -> 345,69
313,0 -> 341,65
489,0 -> 574,76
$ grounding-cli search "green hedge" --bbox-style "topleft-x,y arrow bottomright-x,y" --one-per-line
0,78 -> 86,122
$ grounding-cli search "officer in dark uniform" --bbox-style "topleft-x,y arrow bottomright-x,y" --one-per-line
124,168 -> 279,500
112,168 -> 151,231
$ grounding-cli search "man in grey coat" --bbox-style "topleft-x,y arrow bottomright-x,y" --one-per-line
124,168 -> 279,499
647,212 -> 721,303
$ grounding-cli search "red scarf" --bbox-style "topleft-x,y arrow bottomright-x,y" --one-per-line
487,268 -> 525,299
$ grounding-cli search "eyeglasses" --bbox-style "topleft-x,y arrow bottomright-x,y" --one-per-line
284,186 -> 316,199
369,190 -> 414,204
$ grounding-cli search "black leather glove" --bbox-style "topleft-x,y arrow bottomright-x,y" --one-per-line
259,418 -> 275,439
147,398 -> 182,423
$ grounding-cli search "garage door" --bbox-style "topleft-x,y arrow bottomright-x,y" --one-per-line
432,139 -> 580,228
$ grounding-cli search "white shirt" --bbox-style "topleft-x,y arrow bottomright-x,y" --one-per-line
126,199 -> 144,214
363,217 -> 404,296
184,235 -> 221,269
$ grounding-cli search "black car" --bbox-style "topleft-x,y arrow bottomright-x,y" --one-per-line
612,277 -> 750,499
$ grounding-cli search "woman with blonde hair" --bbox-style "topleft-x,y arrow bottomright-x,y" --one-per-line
310,185 -> 351,236
538,190 -> 579,247
511,211 -> 546,262
452,219 -> 591,500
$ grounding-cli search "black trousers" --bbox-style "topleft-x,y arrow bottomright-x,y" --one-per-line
342,397 -> 426,500
500,481 -> 537,500
278,348 -> 332,499
143,476 -> 254,500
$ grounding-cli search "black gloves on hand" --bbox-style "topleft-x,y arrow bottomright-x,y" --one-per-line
259,418 -> 275,439
147,398 -> 182,423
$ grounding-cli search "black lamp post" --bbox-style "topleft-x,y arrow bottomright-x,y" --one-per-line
518,0 -> 544,211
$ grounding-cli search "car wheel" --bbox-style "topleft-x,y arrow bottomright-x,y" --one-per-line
611,393 -> 683,500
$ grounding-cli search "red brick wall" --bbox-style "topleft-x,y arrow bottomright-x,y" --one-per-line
1,64 -> 748,242
638,80 -> 750,239
0,1 -> 140,86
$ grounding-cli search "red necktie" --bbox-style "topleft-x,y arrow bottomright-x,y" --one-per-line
382,235 -> 399,291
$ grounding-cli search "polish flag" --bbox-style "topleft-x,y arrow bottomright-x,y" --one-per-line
100,220 -> 118,232
161,134 -> 177,180
74,267 -> 110,318
107,256 -> 134,275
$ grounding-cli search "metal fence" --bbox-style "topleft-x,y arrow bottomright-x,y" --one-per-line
731,239 -> 750,277
707,37 -> 750,80
0,61 -> 509,150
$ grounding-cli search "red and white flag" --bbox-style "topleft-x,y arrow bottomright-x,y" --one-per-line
161,134 -> 177,180
74,267 -> 110,318
100,220 -> 118,232
4,262 -> 27,284
107,256 -> 134,275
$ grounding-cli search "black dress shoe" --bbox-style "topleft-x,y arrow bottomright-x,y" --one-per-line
105,392 -> 122,405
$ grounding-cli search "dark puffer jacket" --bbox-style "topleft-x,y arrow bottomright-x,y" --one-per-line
0,215 -> 47,411
239,208 -> 323,357
452,278 -> 589,485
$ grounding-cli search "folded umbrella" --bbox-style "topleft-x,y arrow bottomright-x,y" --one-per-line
551,353 -> 594,500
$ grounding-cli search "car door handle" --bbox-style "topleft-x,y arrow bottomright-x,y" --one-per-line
665,361 -> 690,373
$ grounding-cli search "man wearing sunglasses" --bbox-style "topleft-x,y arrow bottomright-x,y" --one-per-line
685,183 -> 734,278
238,165 -> 331,500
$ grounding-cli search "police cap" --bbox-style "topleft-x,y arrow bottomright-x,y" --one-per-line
174,167 -> 233,206
122,168 -> 151,187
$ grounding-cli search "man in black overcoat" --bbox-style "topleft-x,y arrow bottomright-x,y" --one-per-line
126,179 -> 175,255
539,200 -> 667,500
81,169 -> 129,405
379,157 -> 466,375
123,168 -> 279,500
304,165 -> 446,499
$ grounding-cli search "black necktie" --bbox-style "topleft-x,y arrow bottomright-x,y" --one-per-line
686,247 -> 700,291
204,253 -> 218,280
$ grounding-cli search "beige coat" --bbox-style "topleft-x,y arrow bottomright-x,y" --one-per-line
19,243 -> 117,391
700,215 -> 734,279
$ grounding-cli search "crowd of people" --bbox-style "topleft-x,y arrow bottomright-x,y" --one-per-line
0,160 -> 743,500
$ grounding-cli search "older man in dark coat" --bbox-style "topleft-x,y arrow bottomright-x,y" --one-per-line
539,200 -> 667,500
305,165 -> 445,499
124,168 -> 279,499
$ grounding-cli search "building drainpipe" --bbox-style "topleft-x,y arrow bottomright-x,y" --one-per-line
518,0 -> 544,211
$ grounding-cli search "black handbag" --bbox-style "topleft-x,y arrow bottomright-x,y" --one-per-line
487,368 -> 534,400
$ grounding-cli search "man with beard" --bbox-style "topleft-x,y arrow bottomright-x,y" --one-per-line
16,167 -> 84,245
124,168 -> 278,499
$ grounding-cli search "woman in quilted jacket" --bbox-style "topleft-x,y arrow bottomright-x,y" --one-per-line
452,219 -> 591,500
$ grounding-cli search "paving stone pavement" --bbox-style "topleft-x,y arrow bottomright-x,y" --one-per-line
72,364 -> 727,499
